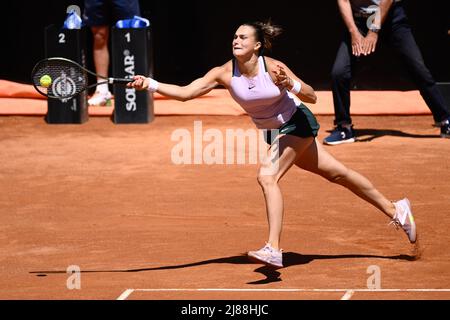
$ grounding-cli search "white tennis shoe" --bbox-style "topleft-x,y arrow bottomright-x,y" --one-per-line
248,243 -> 283,268
390,198 -> 417,243
88,91 -> 112,106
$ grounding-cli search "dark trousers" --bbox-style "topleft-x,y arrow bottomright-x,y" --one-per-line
331,3 -> 450,125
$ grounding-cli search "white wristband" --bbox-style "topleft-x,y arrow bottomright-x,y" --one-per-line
147,78 -> 159,93
289,79 -> 301,95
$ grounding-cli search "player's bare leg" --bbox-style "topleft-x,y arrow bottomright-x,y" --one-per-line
296,139 -> 417,244
296,139 -> 396,218
248,135 -> 313,268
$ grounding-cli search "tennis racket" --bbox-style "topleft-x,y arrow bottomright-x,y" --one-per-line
31,57 -> 132,100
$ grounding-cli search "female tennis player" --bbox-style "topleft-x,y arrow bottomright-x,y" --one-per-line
128,21 -> 417,268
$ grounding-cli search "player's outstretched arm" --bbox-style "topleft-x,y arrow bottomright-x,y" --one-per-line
128,65 -> 227,102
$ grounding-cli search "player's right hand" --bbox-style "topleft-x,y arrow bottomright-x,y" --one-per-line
361,31 -> 378,56
127,75 -> 150,91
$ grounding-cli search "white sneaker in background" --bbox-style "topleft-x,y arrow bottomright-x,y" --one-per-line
88,91 -> 112,106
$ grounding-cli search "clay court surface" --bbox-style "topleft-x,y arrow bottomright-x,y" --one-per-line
1,114 -> 450,300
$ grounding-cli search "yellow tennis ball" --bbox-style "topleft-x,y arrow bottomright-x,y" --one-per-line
40,75 -> 52,88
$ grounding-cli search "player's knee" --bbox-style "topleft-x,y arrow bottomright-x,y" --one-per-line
331,67 -> 350,82
93,30 -> 109,46
257,173 -> 278,189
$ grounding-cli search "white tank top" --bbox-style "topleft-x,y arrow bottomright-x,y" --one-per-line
229,56 -> 299,129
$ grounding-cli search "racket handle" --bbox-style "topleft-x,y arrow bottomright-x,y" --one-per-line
108,78 -> 133,84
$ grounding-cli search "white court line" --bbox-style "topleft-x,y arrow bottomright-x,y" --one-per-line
340,290 -> 355,300
117,289 -> 135,300
117,288 -> 450,300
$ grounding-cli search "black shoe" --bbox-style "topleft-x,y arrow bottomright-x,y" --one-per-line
441,119 -> 450,138
323,125 -> 356,145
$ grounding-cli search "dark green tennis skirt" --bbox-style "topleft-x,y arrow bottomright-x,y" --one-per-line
264,103 -> 320,144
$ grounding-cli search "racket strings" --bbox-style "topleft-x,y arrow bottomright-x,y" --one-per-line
32,60 -> 87,99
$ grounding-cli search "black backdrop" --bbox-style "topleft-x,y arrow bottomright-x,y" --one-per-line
1,0 -> 449,90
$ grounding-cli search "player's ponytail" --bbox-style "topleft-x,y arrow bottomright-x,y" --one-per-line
244,20 -> 283,55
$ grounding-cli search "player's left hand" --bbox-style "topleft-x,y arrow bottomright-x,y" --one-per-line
272,65 -> 293,90
362,31 -> 379,56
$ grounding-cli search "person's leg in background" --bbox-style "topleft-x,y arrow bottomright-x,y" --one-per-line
324,34 -> 357,145
87,0 -> 141,106
88,25 -> 113,106
83,0 -> 113,106
85,0 -> 142,106
387,5 -> 450,138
